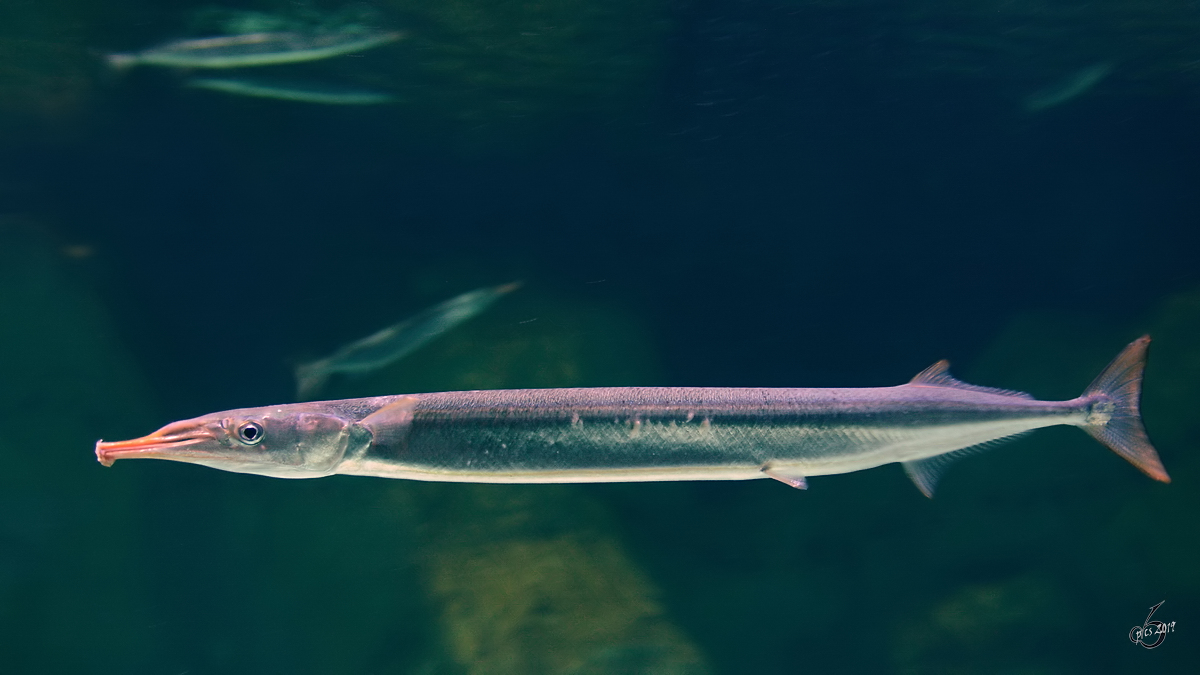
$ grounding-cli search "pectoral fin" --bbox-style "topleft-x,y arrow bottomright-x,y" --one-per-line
358,396 -> 420,449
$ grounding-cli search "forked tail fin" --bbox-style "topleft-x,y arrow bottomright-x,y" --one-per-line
1080,335 -> 1169,483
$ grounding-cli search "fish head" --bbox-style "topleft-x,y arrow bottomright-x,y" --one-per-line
96,404 -> 360,478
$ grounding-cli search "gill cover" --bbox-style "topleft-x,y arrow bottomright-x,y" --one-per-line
96,404 -> 363,479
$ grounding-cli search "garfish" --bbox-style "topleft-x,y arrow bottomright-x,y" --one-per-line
96,336 -> 1169,497
106,29 -> 403,70
295,282 -> 521,399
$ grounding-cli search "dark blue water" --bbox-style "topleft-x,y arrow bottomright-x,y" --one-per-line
2,0 -> 1198,673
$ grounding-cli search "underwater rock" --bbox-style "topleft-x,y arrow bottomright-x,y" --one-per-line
0,221 -> 157,671
412,478 -> 711,675
892,574 -> 1078,675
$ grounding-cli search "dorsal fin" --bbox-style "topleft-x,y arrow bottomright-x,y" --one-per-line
908,360 -> 1034,399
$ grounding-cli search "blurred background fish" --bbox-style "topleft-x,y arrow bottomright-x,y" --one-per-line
106,28 -> 403,70
296,282 -> 522,400
186,77 -> 397,104
1024,62 -> 1114,112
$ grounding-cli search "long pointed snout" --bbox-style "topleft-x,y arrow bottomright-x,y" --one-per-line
95,428 -> 215,467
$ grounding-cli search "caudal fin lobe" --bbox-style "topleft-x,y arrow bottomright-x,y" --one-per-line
1081,335 -> 1169,483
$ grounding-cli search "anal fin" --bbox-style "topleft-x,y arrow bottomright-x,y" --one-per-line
901,431 -> 1032,498
902,458 -> 948,499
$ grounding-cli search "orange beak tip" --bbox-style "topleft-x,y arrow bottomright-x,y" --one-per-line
95,439 -> 115,467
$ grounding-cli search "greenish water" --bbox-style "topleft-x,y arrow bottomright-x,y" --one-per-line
2,1 -> 1198,673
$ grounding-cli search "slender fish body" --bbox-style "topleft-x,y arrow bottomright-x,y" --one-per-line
337,383 -> 1081,486
96,337 -> 1169,496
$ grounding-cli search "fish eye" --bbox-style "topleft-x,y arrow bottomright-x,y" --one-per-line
236,421 -> 264,445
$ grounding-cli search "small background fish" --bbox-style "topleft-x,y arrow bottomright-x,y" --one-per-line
106,28 -> 404,70
296,282 -> 521,399
186,77 -> 397,105
1024,62 -> 1113,112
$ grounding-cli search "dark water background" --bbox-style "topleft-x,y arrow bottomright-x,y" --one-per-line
2,0 -> 1198,673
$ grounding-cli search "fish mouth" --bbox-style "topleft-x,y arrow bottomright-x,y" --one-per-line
95,429 -> 215,467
